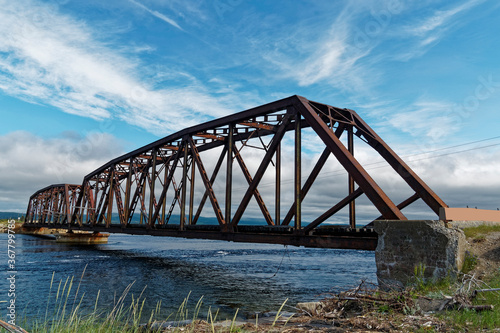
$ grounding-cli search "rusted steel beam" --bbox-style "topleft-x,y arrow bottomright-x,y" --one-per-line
348,125 -> 356,228
275,142 -> 281,225
232,146 -> 274,225
192,146 -> 227,225
151,147 -> 183,225
180,141 -> 189,230
113,172 -> 125,225
225,124 -> 234,224
295,96 -> 406,220
189,155 -> 196,225
294,110 -> 302,231
126,159 -> 152,224
239,121 -> 275,131
148,149 -> 158,227
282,122 -> 346,226
106,168 -> 115,227
94,172 -> 112,225
123,158 -> 133,227
364,193 -> 421,228
189,137 -> 226,226
348,109 -> 448,215
231,113 -> 292,227
64,184 -> 71,224
22,222 -> 378,250
304,187 -> 364,234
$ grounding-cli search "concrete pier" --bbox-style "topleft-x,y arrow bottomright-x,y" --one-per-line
55,231 -> 109,244
374,220 -> 466,290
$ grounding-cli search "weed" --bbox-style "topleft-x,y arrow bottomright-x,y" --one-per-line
461,251 -> 478,274
462,224 -> 500,238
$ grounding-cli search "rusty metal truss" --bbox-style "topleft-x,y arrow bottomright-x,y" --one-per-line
24,95 -> 448,250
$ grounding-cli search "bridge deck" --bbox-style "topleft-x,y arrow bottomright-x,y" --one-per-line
22,222 -> 377,250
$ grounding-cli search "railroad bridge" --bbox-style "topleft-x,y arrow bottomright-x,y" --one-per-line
24,95 -> 450,250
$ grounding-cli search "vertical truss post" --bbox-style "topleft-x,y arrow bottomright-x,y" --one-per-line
188,156 -> 195,225
107,168 -> 114,227
275,142 -> 281,225
180,140 -> 188,230
225,124 -> 234,224
148,149 -> 157,227
92,181 -> 99,224
124,158 -> 133,227
294,111 -> 302,231
140,172 -> 146,225
161,161 -> 168,224
348,125 -> 356,228
64,184 -> 71,225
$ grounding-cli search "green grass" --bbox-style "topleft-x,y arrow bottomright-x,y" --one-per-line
441,272 -> 500,331
462,224 -> 500,239
1,270 -> 247,333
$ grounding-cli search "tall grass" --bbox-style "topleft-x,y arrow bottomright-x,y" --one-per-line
5,270 -> 247,333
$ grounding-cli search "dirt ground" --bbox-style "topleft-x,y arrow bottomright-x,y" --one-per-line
468,231 -> 500,280
151,230 -> 500,332
232,230 -> 500,333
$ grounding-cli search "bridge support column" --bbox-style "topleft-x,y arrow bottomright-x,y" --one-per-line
55,231 -> 109,244
374,220 -> 466,290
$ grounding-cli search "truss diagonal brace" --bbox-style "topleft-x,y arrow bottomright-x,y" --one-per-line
233,146 -> 274,225
349,111 -> 448,215
151,149 -> 183,225
231,113 -> 293,227
189,137 -> 226,226
304,187 -> 364,233
296,96 -> 406,220
192,146 -> 227,225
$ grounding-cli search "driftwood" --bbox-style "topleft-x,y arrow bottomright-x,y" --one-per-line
320,277 -> 496,317
472,288 -> 500,297
459,304 -> 495,311
0,320 -> 29,333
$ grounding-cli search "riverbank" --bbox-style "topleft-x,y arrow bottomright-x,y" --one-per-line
2,224 -> 498,332
0,219 -> 23,233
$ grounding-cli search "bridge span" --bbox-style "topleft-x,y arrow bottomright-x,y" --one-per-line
24,95 -> 448,250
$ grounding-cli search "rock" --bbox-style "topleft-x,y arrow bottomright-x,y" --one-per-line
296,302 -> 323,315
416,296 -> 454,312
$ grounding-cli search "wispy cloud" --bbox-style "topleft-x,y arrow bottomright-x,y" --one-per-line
128,0 -> 183,31
0,0 -> 233,136
262,5 -> 377,93
386,99 -> 459,142
396,0 -> 483,60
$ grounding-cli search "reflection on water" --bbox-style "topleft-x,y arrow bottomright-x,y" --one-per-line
0,233 -> 376,321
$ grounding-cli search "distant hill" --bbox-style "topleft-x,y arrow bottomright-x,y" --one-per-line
0,212 -> 24,220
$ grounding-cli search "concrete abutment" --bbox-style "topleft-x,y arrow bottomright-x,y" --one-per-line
374,220 -> 466,290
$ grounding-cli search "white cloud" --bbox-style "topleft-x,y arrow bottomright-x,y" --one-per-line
406,0 -> 481,37
0,131 -> 125,212
396,0 -> 484,60
0,0 -> 233,136
263,6 -> 376,92
128,0 -> 183,31
387,99 -> 459,141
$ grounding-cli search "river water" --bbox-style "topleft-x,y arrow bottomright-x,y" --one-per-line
1,233 -> 376,323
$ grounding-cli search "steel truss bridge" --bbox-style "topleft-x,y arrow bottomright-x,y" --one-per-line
24,96 -> 447,250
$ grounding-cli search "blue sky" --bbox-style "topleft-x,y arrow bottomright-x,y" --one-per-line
1,0 -> 500,216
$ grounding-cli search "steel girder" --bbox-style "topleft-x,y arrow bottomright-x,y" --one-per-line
24,95 -> 447,250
